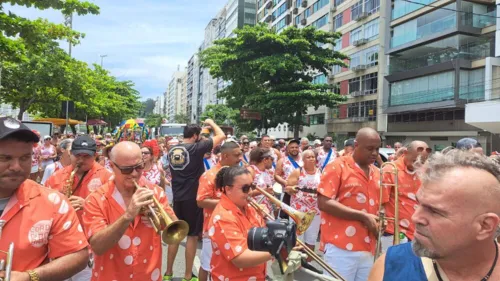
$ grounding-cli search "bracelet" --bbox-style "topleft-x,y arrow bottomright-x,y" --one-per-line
26,270 -> 40,281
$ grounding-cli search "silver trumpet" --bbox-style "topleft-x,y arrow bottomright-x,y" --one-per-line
0,243 -> 14,281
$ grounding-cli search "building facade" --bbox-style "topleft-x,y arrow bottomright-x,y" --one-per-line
0,103 -> 32,121
153,95 -> 165,115
165,70 -> 187,122
381,0 -> 499,152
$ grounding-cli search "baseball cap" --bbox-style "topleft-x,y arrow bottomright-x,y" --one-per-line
43,135 -> 51,140
71,135 -> 97,156
0,117 -> 39,143
287,139 -> 300,146
344,138 -> 355,147
314,139 -> 321,145
456,138 -> 481,150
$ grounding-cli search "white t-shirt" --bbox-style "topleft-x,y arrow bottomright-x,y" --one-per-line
40,162 -> 63,185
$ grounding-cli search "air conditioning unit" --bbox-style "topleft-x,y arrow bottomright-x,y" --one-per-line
301,0 -> 308,8
285,14 -> 292,25
328,74 -> 336,80
353,38 -> 368,47
301,18 -> 307,25
350,91 -> 362,97
293,7 -> 299,14
354,12 -> 368,21
265,0 -> 273,9
264,14 -> 272,22
330,6 -> 337,13
352,64 -> 368,71
351,117 -> 367,122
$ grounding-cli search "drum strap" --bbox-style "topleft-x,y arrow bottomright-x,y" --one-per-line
421,258 -> 443,281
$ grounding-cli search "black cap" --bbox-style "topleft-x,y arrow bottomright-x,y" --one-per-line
287,139 -> 300,146
0,117 -> 39,142
71,135 -> 97,156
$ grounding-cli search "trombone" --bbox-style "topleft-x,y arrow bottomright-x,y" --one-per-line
374,162 -> 400,261
132,180 -> 189,244
0,243 -> 14,281
248,186 -> 346,281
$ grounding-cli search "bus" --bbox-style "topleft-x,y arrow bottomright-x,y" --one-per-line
159,123 -> 186,137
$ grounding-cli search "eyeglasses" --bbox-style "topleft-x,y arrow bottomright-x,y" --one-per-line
229,184 -> 255,193
142,152 -> 151,155
416,147 -> 432,153
242,142 -> 250,145
112,161 -> 145,175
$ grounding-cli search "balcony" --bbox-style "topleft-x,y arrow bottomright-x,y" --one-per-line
353,38 -> 368,47
352,64 -> 368,71
353,12 -> 368,21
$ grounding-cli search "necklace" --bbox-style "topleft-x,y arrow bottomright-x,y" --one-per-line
433,242 -> 498,281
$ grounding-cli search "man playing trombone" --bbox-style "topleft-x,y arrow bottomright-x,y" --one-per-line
0,117 -> 89,281
380,141 -> 431,253
82,141 -> 178,281
317,127 -> 382,281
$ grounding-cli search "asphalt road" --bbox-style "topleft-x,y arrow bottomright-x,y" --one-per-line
161,240 -> 333,281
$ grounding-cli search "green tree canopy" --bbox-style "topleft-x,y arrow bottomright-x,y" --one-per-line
200,104 -> 239,126
200,24 -> 347,138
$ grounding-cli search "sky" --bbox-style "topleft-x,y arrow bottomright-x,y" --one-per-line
5,0 -> 228,101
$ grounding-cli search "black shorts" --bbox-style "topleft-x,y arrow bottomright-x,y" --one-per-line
173,199 -> 203,237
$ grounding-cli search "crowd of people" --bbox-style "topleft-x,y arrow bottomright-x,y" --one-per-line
1,115 -> 500,281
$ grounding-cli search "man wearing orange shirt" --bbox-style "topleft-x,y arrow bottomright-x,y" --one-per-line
380,141 -> 431,253
318,127 -> 382,281
0,117 -> 89,281
45,135 -> 113,211
196,141 -> 243,281
82,141 -> 176,281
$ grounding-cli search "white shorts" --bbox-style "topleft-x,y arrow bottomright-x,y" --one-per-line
297,213 -> 321,246
380,234 -> 409,254
324,243 -> 373,281
201,237 -> 212,272
41,159 -> 54,170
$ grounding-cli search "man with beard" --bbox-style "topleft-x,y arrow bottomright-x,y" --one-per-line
380,141 -> 431,253
316,136 -> 337,172
275,139 -> 302,219
0,117 -> 89,281
260,135 -> 281,169
369,149 -> 500,281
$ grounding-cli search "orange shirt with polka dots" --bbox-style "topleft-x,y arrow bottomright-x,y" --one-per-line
197,163 -> 223,236
82,177 -> 175,281
381,157 -> 421,240
208,194 -> 266,281
318,156 -> 380,253
0,180 -> 88,271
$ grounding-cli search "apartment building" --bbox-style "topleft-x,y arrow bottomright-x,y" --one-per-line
153,95 -> 165,115
165,70 -> 187,122
381,0 -> 500,151
0,103 -> 32,121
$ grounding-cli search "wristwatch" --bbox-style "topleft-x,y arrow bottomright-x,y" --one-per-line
26,270 -> 40,281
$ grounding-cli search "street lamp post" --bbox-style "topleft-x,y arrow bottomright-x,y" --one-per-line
100,54 -> 108,68
64,13 -> 73,134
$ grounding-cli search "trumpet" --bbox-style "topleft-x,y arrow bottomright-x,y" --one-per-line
248,187 -> 346,281
0,243 -> 14,281
132,180 -> 189,244
374,162 -> 400,261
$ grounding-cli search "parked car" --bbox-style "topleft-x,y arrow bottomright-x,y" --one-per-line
379,148 -> 396,162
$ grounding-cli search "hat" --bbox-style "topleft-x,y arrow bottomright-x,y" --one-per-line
287,139 -> 300,146
0,117 -> 40,143
456,138 -> 481,150
344,138 -> 355,147
71,135 -> 97,156
43,135 -> 51,140
314,139 -> 321,145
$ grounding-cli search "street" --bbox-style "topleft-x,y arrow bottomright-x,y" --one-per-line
161,241 -> 328,281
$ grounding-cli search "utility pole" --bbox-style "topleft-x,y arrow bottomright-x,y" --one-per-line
100,54 -> 107,68
64,13 -> 73,134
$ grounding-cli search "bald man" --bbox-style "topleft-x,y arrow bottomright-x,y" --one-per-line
82,141 -> 177,281
380,141 -> 431,253
369,150 -> 500,280
317,127 -> 382,281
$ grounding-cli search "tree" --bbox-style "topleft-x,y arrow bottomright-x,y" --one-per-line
200,24 -> 347,138
200,104 -> 239,126
174,113 -> 190,124
140,98 -> 156,118
144,113 -> 164,128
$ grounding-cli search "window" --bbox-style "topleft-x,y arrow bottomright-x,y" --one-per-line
347,101 -> 377,120
331,107 -> 340,119
308,114 -> 325,125
311,14 -> 328,28
333,38 -> 342,51
334,13 -> 343,30
350,26 -> 362,45
349,77 -> 361,94
305,7 -> 311,18
350,52 -> 361,68
365,45 -> 379,67
335,0 -> 344,6
295,15 -> 300,25
273,2 -> 288,18
364,18 -> 379,40
274,17 -> 288,32
312,74 -> 327,84
313,0 -> 329,12
365,0 -> 380,15
362,73 -> 377,94
332,64 -> 342,74
296,0 -> 302,7
390,71 -> 455,106
351,2 -> 363,20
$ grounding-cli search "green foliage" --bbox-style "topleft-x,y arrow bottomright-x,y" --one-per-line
306,133 -> 319,141
139,98 -> 156,118
200,24 -> 348,138
174,113 -> 190,124
144,113 -> 164,128
200,104 -> 239,126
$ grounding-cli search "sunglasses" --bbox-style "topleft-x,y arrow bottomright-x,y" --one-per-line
112,161 -> 145,175
229,183 -> 255,193
416,147 -> 432,153
142,151 -> 151,155
243,142 -> 250,145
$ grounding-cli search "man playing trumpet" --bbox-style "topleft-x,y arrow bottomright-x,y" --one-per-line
82,141 -> 178,281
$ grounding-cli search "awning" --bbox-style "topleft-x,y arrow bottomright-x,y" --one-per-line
87,119 -> 108,126
34,118 -> 85,126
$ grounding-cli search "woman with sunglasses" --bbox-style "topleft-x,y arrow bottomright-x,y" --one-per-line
247,148 -> 276,214
208,166 -> 272,281
141,144 -> 168,187
380,140 -> 431,253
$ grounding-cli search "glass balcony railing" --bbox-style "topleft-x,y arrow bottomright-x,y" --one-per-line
391,14 -> 456,48
459,85 -> 485,102
462,10 -> 497,28
390,87 -> 455,106
392,0 -> 436,20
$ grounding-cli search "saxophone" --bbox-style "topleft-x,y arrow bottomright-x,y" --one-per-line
64,164 -> 80,198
